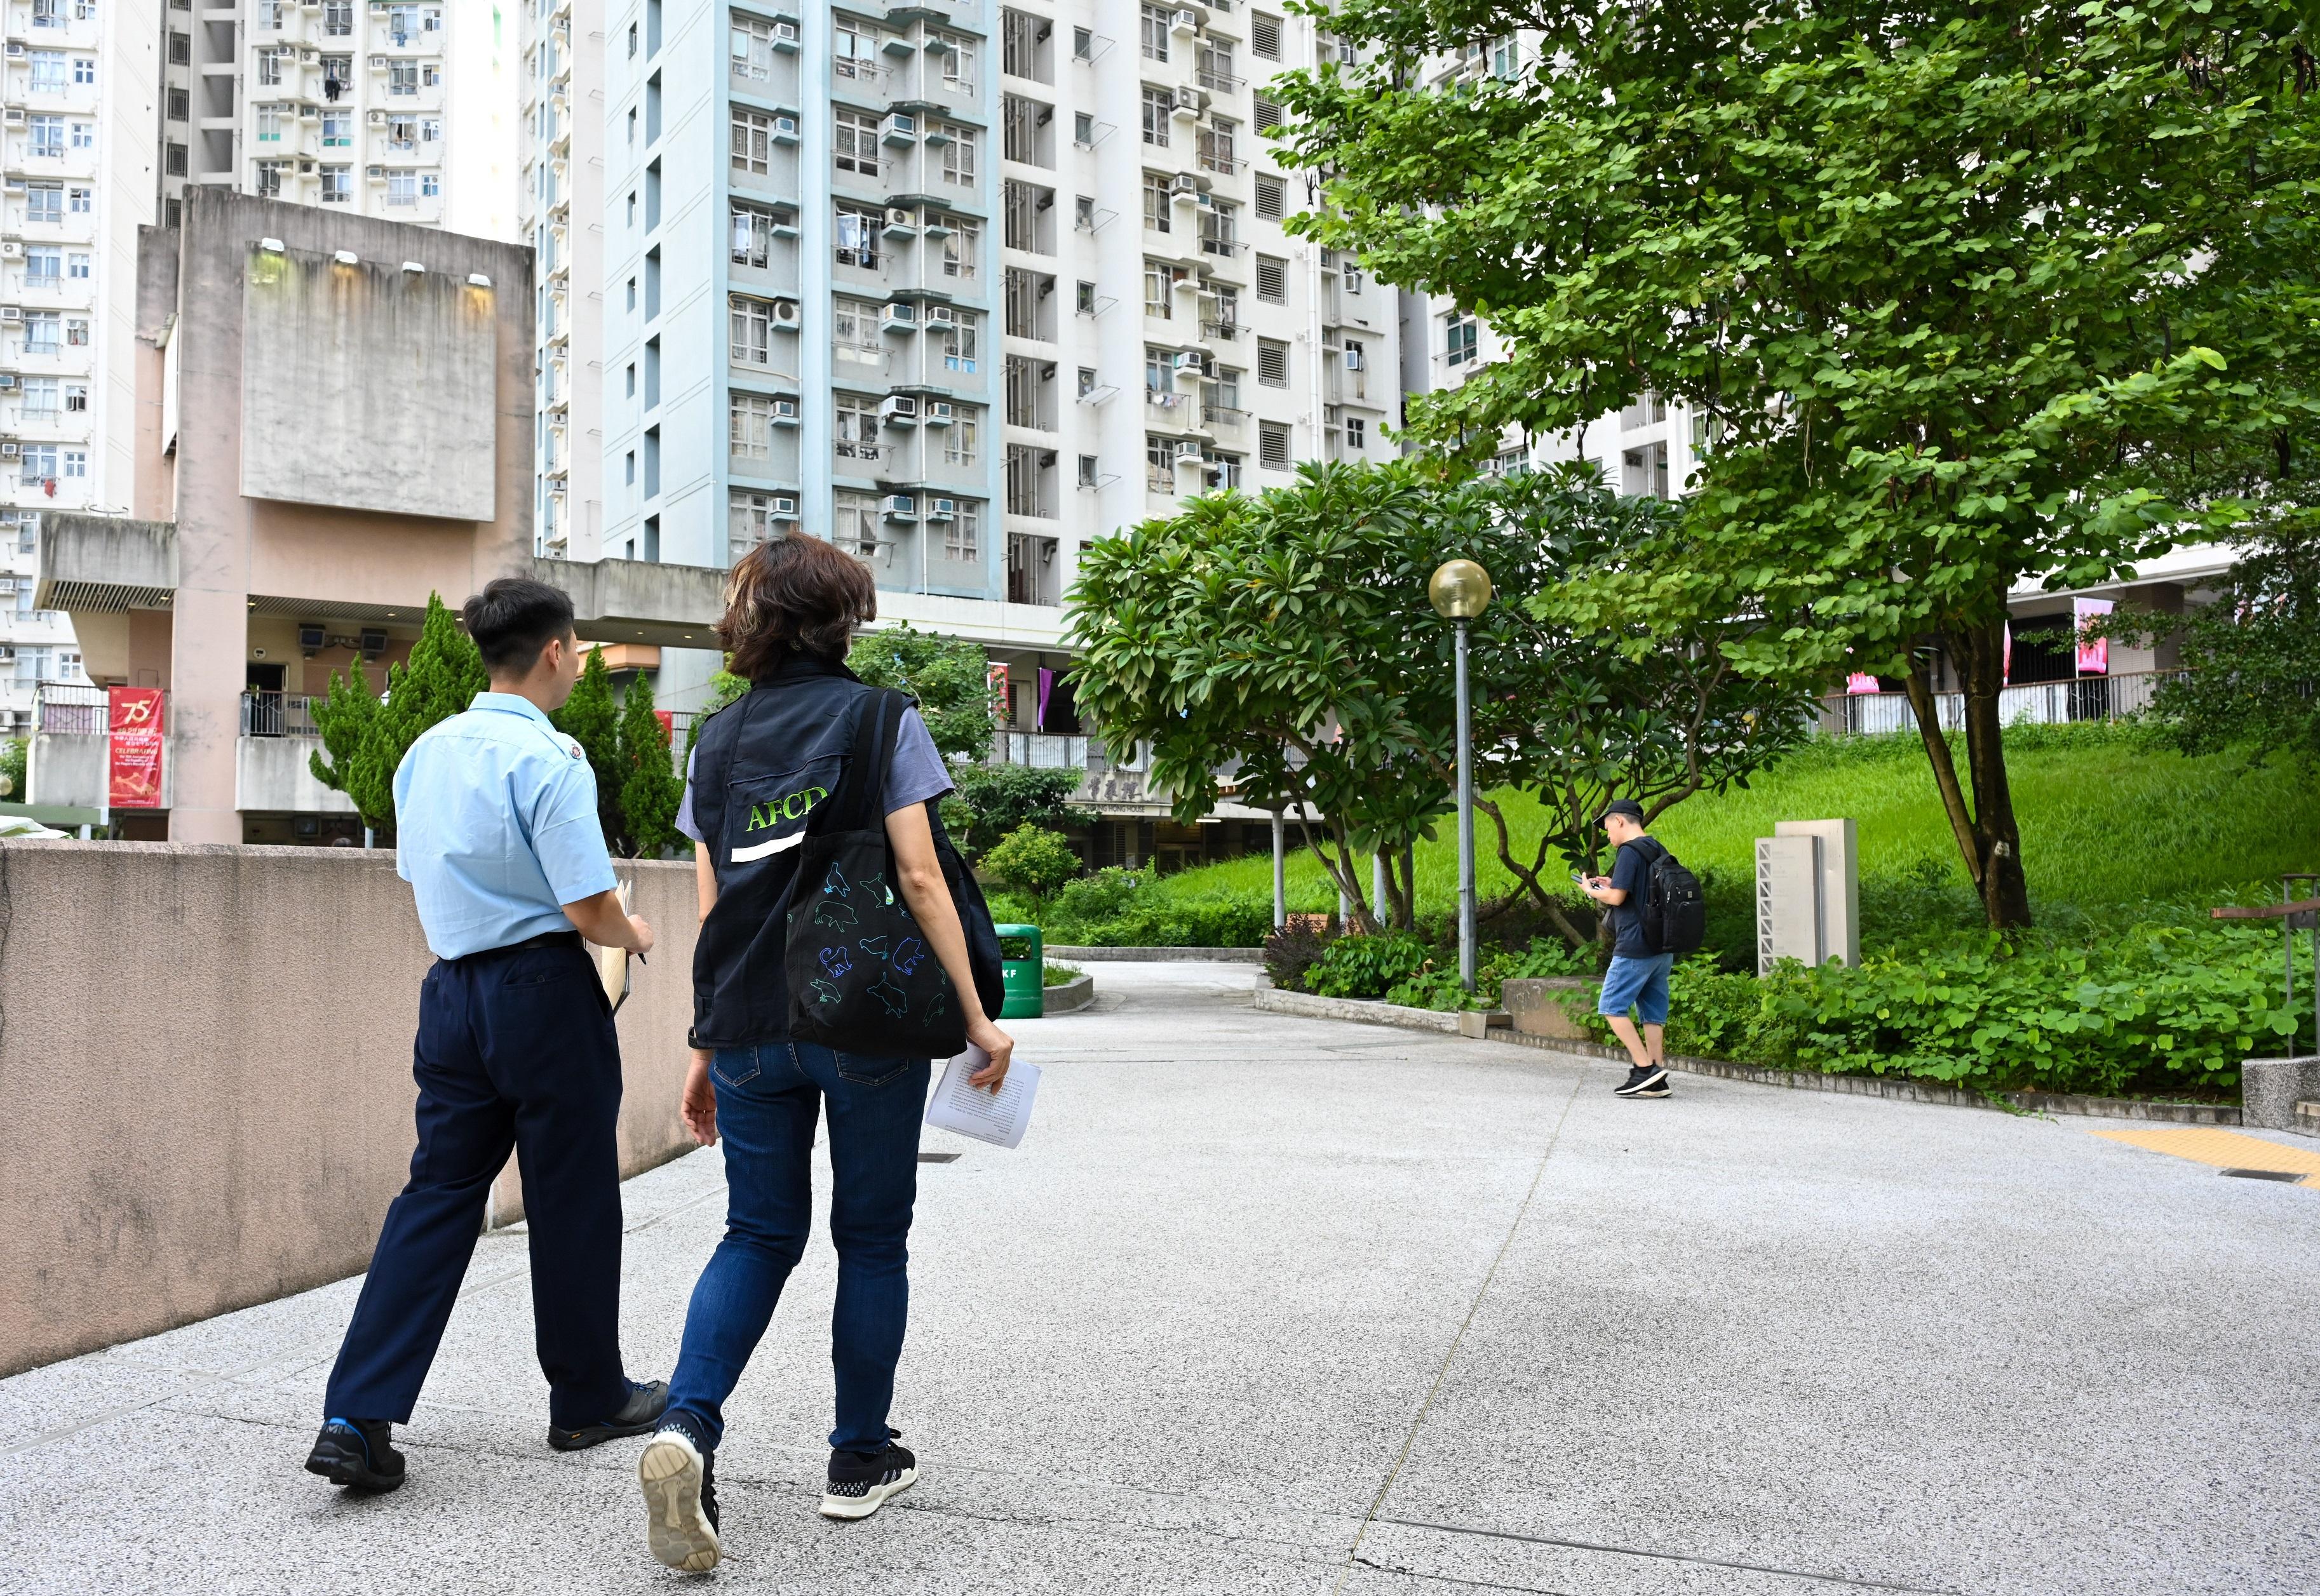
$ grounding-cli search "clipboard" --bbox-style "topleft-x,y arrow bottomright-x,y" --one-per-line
595,879 -> 635,1015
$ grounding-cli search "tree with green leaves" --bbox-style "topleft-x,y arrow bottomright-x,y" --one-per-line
309,592 -> 486,838
982,822 -> 1084,898
1273,1 -> 2320,927
307,657 -> 385,829
947,763 -> 1093,859
616,671 -> 683,857
552,645 -> 623,848
846,624 -> 998,762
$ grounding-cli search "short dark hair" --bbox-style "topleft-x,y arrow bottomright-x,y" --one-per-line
1598,798 -> 1646,826
462,577 -> 576,674
717,534 -> 876,676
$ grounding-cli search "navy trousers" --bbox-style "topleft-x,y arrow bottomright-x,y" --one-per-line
323,940 -> 631,1430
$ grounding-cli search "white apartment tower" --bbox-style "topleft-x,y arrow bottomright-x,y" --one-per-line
0,0 -> 156,732
518,0 -> 601,560
156,0 -> 480,229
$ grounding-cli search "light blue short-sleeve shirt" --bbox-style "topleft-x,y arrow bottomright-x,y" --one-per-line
393,692 -> 619,960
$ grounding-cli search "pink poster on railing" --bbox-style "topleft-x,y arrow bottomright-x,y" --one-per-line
107,687 -> 165,809
2074,598 -> 2114,676
1845,673 -> 1880,695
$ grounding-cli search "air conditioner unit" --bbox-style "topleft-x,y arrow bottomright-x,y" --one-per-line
924,497 -> 955,521
881,493 -> 918,520
368,110 -> 386,124
0,375 -> 15,391
771,495 -> 799,518
882,206 -> 917,236
3,110 -> 25,126
771,398 -> 800,424
1171,351 -> 1203,373
0,444 -> 18,459
367,165 -> 386,180
880,111 -> 918,144
299,160 -> 316,173
771,114 -> 799,142
770,298 -> 800,326
1173,441 -> 1204,463
0,308 -> 22,323
1172,88 -> 1203,120
1,178 -> 21,192
880,301 -> 918,333
769,211 -> 799,236
924,400 -> 955,424
1171,8 -> 1199,37
3,43 -> 25,58
369,55 -> 388,68
924,303 -> 957,326
1036,189 -> 1055,211
299,107 -> 320,121
879,393 -> 920,424
1170,173 -> 1200,199
0,242 -> 21,259
771,21 -> 800,50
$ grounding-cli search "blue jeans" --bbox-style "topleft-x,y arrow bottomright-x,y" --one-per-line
1598,953 -> 1675,1026
664,1042 -> 930,1454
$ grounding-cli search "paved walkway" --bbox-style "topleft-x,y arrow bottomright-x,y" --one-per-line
5,963 -> 2317,1595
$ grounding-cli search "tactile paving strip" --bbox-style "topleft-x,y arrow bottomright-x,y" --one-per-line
2089,1125 -> 2320,1188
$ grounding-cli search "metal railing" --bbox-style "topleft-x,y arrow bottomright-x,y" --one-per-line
240,690 -> 322,737
1823,668 -> 2179,737
991,730 -> 1089,768
34,682 -> 112,735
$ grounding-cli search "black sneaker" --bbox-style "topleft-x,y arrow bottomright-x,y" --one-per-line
549,1378 -> 670,1452
638,1425 -> 722,1573
1614,1065 -> 1671,1098
821,1428 -> 916,1521
304,1416 -> 405,1492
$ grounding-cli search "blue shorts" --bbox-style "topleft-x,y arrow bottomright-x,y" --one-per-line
1598,953 -> 1674,1026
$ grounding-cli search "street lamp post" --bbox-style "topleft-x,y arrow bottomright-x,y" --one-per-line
1428,559 -> 1494,993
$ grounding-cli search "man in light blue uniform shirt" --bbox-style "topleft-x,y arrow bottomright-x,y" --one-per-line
307,579 -> 669,1495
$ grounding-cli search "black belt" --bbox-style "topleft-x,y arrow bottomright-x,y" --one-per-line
459,930 -> 583,962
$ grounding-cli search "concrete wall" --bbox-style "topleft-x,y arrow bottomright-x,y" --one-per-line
0,843 -> 703,1377
235,737 -> 358,815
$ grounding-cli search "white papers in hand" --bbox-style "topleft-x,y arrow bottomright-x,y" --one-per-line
924,1045 -> 1040,1150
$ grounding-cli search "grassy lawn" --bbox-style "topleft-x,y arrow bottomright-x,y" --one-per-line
1134,725 -> 2320,939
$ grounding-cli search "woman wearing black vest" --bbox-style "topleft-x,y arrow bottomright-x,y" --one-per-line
637,535 -> 1013,1573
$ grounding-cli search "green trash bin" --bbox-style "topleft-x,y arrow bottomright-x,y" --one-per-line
995,923 -> 1044,1019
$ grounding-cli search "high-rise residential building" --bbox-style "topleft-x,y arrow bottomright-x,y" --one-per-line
518,0 -> 602,562
1,0 -> 158,732
157,0 -> 494,231
586,0 -> 1397,712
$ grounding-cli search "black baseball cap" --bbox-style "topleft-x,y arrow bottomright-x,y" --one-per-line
1598,799 -> 1645,825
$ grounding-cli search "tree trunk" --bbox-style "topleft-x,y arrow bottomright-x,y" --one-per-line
1903,627 -> 2032,930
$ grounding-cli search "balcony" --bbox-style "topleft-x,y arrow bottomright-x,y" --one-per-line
239,689 -> 321,737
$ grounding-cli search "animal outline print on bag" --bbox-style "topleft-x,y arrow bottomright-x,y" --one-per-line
868,974 -> 908,1017
824,862 -> 849,897
809,978 -> 842,1006
819,946 -> 853,980
891,937 -> 926,975
814,899 -> 859,932
858,935 -> 889,962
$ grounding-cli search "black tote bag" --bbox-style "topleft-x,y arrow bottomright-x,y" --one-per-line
785,690 -> 1003,1056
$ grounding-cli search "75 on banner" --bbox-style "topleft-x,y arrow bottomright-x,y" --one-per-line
107,686 -> 165,809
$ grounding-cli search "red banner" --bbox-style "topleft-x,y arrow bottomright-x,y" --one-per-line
107,687 -> 165,809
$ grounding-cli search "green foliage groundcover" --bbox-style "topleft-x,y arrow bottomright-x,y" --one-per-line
985,866 -> 1273,949
1561,927 -> 2303,1100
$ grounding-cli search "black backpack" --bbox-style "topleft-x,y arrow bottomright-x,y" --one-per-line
784,690 -> 1004,1056
1636,838 -> 1706,956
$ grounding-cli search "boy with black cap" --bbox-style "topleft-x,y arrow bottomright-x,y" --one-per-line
1579,798 -> 1673,1098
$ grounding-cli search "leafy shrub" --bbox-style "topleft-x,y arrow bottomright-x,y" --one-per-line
1004,866 -> 1276,948
1307,933 -> 1433,1000
1263,919 -> 1333,991
983,824 -> 1084,897
1042,962 -> 1081,987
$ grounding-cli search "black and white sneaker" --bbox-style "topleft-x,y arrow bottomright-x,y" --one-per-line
550,1378 -> 670,1452
304,1416 -> 405,1492
821,1428 -> 916,1521
1614,1065 -> 1671,1098
638,1425 -> 722,1573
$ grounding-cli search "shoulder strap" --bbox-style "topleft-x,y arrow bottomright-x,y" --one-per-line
826,687 -> 905,828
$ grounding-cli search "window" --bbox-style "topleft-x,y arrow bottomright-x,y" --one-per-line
71,121 -> 93,150
67,187 -> 90,214
19,379 -> 58,417
1259,420 -> 1292,469
322,110 -> 351,146
730,394 -> 776,460
729,491 -> 781,563
1145,434 -> 1175,492
939,34 -> 977,93
170,33 -> 192,66
1444,310 -> 1477,366
66,251 -> 89,279
1077,453 -> 1098,487
255,160 -> 285,198
1251,13 -> 1282,60
729,15 -> 776,81
62,450 -> 85,480
729,296 -> 778,366
1142,173 -> 1171,233
24,247 -> 60,286
834,18 -> 878,78
1255,253 -> 1287,303
1140,86 -> 1171,147
1252,93 -> 1282,131
1074,26 -> 1095,60
256,105 -> 285,142
1490,37 -> 1521,79
321,165 -> 351,203
22,314 -> 59,354
833,491 -> 880,555
25,184 -> 63,225
1003,180 -> 1049,251
1197,39 -> 1236,92
1199,117 -> 1236,176
422,117 -> 441,144
1077,366 -> 1098,396
628,22 -> 638,57
832,297 -> 882,363
29,51 -> 66,91
833,205 -> 880,268
940,215 -> 980,279
1257,337 -> 1289,386
167,86 -> 188,121
1341,255 -> 1365,295
1002,93 -> 1048,166
732,107 -> 773,174
945,411 -> 980,466
164,141 -> 187,175
385,171 -> 417,206
1345,417 -> 1366,451
1143,260 -> 1176,318
67,317 -> 89,346
19,446 -> 58,485
389,60 -> 419,95
941,310 -> 981,372
1140,2 -> 1170,62
1212,366 -> 1243,410
28,116 -> 65,158
1199,199 -> 1238,257
1143,345 -> 1176,396
1076,283 -> 1096,315
941,126 -> 976,184
731,202 -> 776,267
834,394 -> 879,460
943,503 -> 980,562
1210,285 -> 1240,332
833,107 -> 879,177
1255,172 -> 1286,220
1209,452 -> 1242,490
1001,8 -> 1048,81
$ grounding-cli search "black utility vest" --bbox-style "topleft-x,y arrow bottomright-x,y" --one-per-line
688,654 -> 885,1049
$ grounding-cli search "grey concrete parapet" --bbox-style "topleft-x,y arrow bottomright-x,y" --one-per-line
1046,944 -> 1266,963
2241,1056 -> 2320,1134
1040,972 -> 1096,1014
1251,986 -> 1466,1033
